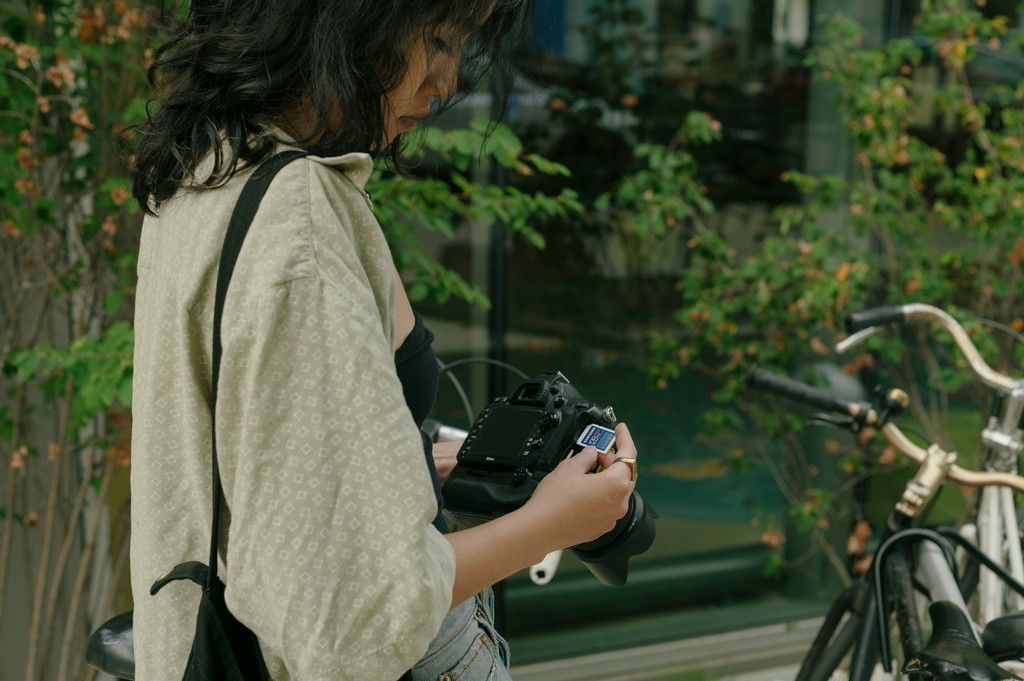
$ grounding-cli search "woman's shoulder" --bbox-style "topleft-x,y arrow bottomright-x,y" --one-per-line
253,147 -> 395,321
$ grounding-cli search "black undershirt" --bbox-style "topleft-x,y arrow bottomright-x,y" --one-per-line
394,313 -> 448,532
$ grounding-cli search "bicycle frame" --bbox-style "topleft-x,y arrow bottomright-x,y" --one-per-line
974,385 -> 1024,624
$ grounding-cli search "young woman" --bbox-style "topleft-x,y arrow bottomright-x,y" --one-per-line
128,1 -> 640,679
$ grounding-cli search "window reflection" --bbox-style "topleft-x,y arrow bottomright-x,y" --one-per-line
419,0 -> 837,652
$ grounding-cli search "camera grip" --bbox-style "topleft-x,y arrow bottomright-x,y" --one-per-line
443,472 -> 538,528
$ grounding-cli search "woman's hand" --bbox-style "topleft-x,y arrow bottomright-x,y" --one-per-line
443,422 -> 639,605
431,439 -> 462,481
525,422 -> 638,550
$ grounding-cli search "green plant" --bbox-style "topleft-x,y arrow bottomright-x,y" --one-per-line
595,110 -> 721,240
649,0 -> 1024,584
0,2 -> 146,680
372,120 -> 582,308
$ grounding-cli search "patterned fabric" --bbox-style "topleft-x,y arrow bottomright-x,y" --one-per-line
130,148 -> 455,681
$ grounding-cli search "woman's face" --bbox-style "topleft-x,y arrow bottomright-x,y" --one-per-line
382,30 -> 464,145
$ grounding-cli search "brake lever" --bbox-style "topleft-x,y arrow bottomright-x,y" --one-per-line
835,326 -> 881,354
807,413 -> 857,429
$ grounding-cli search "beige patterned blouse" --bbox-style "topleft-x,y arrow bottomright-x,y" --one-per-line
130,148 -> 455,680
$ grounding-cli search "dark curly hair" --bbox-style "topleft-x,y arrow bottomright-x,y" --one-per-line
131,0 -> 533,214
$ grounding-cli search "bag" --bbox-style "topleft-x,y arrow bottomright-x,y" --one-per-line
150,562 -> 270,681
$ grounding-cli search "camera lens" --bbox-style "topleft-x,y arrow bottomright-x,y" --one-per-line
571,491 -> 656,586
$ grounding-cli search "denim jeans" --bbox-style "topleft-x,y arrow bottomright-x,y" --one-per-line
411,588 -> 511,681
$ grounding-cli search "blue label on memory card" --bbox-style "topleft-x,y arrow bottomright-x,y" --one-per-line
576,425 -> 616,453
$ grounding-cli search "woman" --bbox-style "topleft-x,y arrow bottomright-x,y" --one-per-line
129,1 -> 640,679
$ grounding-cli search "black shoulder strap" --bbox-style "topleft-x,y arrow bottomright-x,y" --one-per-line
207,149 -> 308,588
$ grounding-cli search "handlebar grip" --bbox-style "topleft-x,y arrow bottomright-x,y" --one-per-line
846,306 -> 908,333
746,366 -> 858,416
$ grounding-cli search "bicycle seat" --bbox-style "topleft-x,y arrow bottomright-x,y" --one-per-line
904,601 -> 1018,680
984,611 -> 1024,662
85,610 -> 135,680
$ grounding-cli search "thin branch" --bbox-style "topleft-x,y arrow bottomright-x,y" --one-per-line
25,376 -> 74,681
37,452 -> 96,681
954,64 -> 1005,178
0,384 -> 28,630
56,456 -> 114,681
0,110 -> 34,123
814,528 -> 853,587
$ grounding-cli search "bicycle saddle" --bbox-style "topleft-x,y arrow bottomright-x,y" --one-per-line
85,609 -> 135,680
984,611 -> 1024,662
904,601 -> 1019,680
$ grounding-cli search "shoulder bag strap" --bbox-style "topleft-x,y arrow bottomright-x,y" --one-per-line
207,149 -> 308,589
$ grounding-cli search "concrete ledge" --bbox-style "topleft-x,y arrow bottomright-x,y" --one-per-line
509,617 -> 823,681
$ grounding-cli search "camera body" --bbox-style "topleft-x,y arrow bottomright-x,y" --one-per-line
442,371 -> 656,586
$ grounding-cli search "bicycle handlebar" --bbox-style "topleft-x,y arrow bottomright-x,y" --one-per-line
747,366 -> 1024,494
846,306 -> 909,333
841,303 -> 1017,393
880,423 -> 1024,492
746,366 -> 879,425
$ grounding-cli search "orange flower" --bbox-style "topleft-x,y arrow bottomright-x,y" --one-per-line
77,6 -> 106,43
853,554 -> 874,574
10,445 -> 27,470
761,528 -> 786,549
14,43 -> 40,69
16,147 -> 35,171
46,60 -> 76,89
109,185 -> 131,206
70,107 -> 94,129
15,178 -> 42,199
1010,239 -> 1024,266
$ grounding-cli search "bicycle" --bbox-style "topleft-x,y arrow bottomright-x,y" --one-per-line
838,303 -> 1024,631
747,365 -> 1024,680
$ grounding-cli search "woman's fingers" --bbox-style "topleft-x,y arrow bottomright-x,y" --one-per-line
594,422 -> 638,481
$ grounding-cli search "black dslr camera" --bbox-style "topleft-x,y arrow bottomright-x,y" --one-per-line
442,371 -> 656,586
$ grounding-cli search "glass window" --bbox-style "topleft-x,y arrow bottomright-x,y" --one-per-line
416,0 -> 852,660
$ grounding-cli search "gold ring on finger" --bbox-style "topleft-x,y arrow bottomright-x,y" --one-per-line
612,456 -> 638,482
